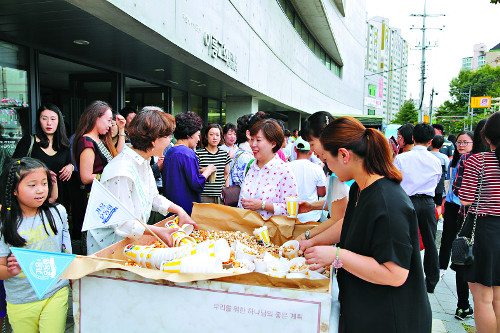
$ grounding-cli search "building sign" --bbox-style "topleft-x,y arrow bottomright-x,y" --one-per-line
379,78 -> 383,98
203,33 -> 237,72
470,96 -> 491,108
365,97 -> 383,109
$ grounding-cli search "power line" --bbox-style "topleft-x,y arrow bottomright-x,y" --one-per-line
410,0 -> 445,122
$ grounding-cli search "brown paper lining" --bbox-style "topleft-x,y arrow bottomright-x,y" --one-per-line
61,203 -> 329,292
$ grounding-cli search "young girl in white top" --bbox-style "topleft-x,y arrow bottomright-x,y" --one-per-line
0,157 -> 71,333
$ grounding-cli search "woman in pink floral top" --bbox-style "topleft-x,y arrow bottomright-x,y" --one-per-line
238,120 -> 298,218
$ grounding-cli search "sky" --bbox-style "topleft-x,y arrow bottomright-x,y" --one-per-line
365,0 -> 500,108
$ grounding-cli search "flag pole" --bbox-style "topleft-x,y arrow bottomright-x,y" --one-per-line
135,218 -> 169,248
77,255 -> 127,263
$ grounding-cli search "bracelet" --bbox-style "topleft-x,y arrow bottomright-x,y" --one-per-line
261,201 -> 266,210
333,246 -> 343,275
118,134 -> 127,137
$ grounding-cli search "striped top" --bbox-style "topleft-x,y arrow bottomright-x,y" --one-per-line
196,147 -> 231,197
459,151 -> 500,216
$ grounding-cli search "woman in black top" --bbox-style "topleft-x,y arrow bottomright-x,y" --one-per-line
301,117 -> 431,333
12,103 -> 73,206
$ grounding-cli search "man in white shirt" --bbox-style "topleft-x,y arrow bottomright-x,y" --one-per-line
288,138 -> 326,223
394,123 -> 442,293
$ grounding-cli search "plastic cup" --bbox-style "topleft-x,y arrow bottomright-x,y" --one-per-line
285,196 -> 299,218
280,240 -> 299,260
253,226 -> 271,247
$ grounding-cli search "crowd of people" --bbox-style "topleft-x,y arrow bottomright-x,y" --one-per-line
0,99 -> 499,333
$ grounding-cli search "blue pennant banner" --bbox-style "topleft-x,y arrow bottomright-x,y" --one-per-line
10,247 -> 75,300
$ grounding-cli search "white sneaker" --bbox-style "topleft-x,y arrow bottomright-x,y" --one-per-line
440,269 -> 446,280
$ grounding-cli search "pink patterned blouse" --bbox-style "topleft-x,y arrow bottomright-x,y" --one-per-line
237,154 -> 298,219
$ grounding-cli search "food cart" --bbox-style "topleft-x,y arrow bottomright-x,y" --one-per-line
63,204 -> 339,333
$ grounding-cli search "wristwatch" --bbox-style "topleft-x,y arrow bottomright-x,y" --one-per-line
305,229 -> 310,240
261,201 -> 266,210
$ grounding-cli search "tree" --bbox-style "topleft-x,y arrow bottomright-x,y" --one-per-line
433,65 -> 500,133
391,100 -> 418,124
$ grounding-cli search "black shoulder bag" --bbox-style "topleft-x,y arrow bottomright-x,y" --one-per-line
451,153 -> 485,266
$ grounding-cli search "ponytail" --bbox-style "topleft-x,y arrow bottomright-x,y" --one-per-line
363,129 -> 402,183
482,111 -> 500,167
321,117 -> 402,183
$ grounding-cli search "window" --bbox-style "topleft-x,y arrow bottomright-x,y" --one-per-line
368,109 -> 375,115
368,84 -> 376,97
0,41 -> 28,170
277,0 -> 341,77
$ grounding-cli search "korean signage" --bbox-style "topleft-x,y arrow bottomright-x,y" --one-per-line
470,96 -> 491,108
204,33 -> 238,72
365,97 -> 383,109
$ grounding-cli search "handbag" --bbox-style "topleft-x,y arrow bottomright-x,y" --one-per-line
451,153 -> 485,266
222,152 -> 243,207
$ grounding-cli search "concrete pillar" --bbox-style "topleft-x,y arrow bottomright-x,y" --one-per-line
225,96 -> 258,125
287,111 -> 301,132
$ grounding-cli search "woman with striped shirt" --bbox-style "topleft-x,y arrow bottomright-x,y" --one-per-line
459,111 -> 500,332
196,124 -> 231,204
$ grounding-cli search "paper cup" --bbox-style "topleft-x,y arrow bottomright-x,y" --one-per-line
288,257 -> 308,274
180,223 -> 194,235
306,270 -> 328,280
280,240 -> 299,260
286,272 -> 308,279
285,196 -> 299,218
209,171 -> 216,183
233,259 -> 255,273
161,259 -> 182,273
190,239 -> 230,262
123,245 -> 153,263
254,258 -> 267,273
253,226 -> 271,247
161,256 -> 223,274
165,218 -> 180,229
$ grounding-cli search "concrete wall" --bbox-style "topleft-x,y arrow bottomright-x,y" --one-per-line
104,0 -> 366,115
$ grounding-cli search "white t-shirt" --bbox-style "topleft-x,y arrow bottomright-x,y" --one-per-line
288,159 -> 327,222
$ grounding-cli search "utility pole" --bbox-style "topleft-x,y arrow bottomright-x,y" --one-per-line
429,87 -> 438,124
410,0 -> 445,122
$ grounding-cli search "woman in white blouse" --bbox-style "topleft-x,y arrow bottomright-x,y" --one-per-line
86,107 -> 197,254
238,120 -> 298,219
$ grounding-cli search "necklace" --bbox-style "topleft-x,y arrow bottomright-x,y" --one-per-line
355,175 -> 371,207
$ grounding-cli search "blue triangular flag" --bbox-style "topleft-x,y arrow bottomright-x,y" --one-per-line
10,247 -> 75,300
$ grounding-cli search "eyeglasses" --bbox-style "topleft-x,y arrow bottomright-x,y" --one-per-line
456,141 -> 472,146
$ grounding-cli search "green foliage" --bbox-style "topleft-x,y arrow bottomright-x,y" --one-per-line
492,0 -> 499,4
391,100 -> 418,124
433,65 -> 500,134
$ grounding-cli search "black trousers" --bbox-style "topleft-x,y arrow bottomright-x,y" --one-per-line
438,201 -> 470,309
438,201 -> 460,269
410,195 -> 439,292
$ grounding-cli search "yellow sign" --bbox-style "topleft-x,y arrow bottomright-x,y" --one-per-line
471,96 -> 491,108
423,115 -> 429,123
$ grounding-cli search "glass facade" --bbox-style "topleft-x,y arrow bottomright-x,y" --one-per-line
171,89 -> 188,116
277,0 -> 342,77
0,41 -> 29,170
